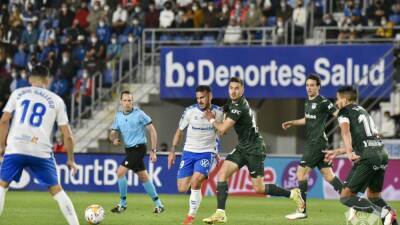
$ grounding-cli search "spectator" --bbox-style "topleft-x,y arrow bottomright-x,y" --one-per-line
88,32 -> 106,59
65,19 -> 87,40
276,0 -> 293,22
203,2 -> 219,28
74,69 -> 93,118
262,0 -> 276,18
292,0 -> 307,43
381,111 -> 396,138
145,2 -> 160,28
244,2 -> 263,27
42,50 -> 58,75
9,4 -> 23,29
389,3 -> 400,25
321,14 -> 338,40
106,34 -> 122,60
159,1 -> 175,28
39,38 -> 59,62
273,16 -> 286,44
223,18 -> 242,44
366,0 -> 390,26
59,3 -> 75,33
88,1 -> 105,33
103,61 -> 114,87
102,4 -> 113,25
21,22 -> 39,50
177,0 -> 192,8
192,2 -> 204,28
375,17 -> 394,38
20,3 -> 38,25
230,1 -> 248,24
112,3 -> 128,34
130,5 -> 145,25
74,1 -> 90,29
13,44 -> 28,69
10,68 -> 30,91
176,9 -> 194,28
38,22 -> 56,48
59,51 -> 78,89
0,66 -> 11,115
96,19 -> 112,44
53,133 -> 65,153
83,50 -> 101,74
72,35 -> 87,63
123,17 -> 143,40
216,4 -> 230,27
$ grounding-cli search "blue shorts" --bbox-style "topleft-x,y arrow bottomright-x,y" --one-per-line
177,151 -> 214,179
0,154 -> 59,187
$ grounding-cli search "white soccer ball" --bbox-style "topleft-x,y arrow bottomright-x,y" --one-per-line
85,204 -> 105,224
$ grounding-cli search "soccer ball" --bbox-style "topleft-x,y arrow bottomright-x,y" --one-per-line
85,204 -> 105,224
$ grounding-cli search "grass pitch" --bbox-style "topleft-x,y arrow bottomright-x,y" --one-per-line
2,191 -> 399,225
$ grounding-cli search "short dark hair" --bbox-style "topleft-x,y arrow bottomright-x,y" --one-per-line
229,77 -> 244,86
306,74 -> 321,86
195,85 -> 211,93
337,86 -> 358,102
120,90 -> 132,99
30,65 -> 50,78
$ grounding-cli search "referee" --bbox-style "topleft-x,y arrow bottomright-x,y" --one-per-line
109,90 -> 164,214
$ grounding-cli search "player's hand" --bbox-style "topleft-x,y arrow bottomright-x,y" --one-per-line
282,121 -> 293,130
347,152 -> 360,163
323,150 -> 337,164
112,139 -> 121,146
204,109 -> 215,121
150,151 -> 157,163
168,151 -> 176,169
67,160 -> 78,176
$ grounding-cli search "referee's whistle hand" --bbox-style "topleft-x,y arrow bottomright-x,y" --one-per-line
112,139 -> 121,145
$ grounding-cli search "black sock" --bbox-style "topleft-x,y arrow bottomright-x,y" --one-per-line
340,196 -> 379,213
217,182 -> 228,210
265,184 -> 290,198
298,180 -> 308,213
369,197 -> 388,209
329,176 -> 343,194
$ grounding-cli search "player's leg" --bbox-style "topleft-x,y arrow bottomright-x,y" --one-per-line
318,154 -> 343,194
0,181 -> 9,216
203,150 -> 241,224
49,185 -> 79,225
111,165 -> 129,212
0,154 -> 25,216
296,165 -> 311,212
183,152 -> 213,224
28,155 -> 79,225
177,151 -> 196,193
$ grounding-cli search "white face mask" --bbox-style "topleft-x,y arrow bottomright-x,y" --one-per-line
11,72 -> 17,78
93,5 -> 99,11
99,21 -> 105,27
6,58 -> 12,64
277,21 -> 283,26
27,26 -> 33,31
111,38 -> 117,44
91,37 -> 97,43
83,72 -> 88,78
235,4 -> 240,9
62,56 -> 69,63
104,5 -> 110,12
381,19 -> 387,25
222,7 -> 228,13
21,73 -> 27,79
135,7 -> 141,13
192,6 -> 198,11
128,37 -> 134,43
133,20 -> 139,26
208,6 -> 213,11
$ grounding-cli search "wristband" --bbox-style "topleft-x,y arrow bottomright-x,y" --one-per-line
209,119 -> 215,124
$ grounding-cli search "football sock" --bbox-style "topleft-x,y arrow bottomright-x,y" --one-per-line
142,180 -> 163,207
118,177 -> 128,206
217,181 -> 228,210
340,196 -> 379,213
188,189 -> 202,216
53,190 -> 79,225
0,186 -> 6,216
329,176 -> 343,193
299,180 -> 308,213
265,184 -> 291,197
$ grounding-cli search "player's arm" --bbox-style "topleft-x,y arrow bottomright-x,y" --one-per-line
146,123 -> 158,163
339,121 -> 359,162
59,124 -> 77,175
168,128 -> 183,169
109,129 -> 121,145
212,118 -> 236,136
282,117 -> 306,130
0,112 -> 12,157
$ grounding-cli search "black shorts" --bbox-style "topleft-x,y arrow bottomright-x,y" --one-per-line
121,144 -> 147,172
300,146 -> 331,169
225,148 -> 266,178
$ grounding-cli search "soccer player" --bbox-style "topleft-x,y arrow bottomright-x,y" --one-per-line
168,85 -> 223,225
109,90 -> 164,214
324,86 -> 397,225
202,77 -> 304,224
281,75 -> 343,219
0,65 -> 79,225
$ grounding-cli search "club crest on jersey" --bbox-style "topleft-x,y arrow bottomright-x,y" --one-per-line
200,159 -> 210,168
312,103 -> 317,109
31,137 -> 38,144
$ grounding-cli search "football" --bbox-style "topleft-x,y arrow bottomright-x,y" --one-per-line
84,204 -> 105,224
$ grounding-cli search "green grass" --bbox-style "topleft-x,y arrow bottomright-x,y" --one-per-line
2,191 -> 400,225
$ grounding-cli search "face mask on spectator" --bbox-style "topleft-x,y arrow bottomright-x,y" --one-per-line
62,6 -> 67,12
27,25 -> 33,31
62,56 -> 69,63
135,7 -> 141,13
99,21 -> 105,27
178,10 -> 184,16
104,5 -> 110,12
111,38 -> 117,44
93,5 -> 99,11
83,72 -> 88,79
250,3 -> 255,10
281,1 -> 286,8
192,6 -> 198,11
277,21 -> 283,27
235,4 -> 240,10
11,71 -> 17,78
21,72 -> 27,79
381,19 -> 387,25
6,58 -> 12,64
132,19 -> 139,26
222,6 -> 228,13
324,18 -> 332,24
91,37 -> 97,43
107,62 -> 112,69
128,36 -> 134,43
208,5 -> 213,11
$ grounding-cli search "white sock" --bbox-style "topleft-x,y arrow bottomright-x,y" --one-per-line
188,189 -> 202,217
53,191 -> 80,225
0,186 -> 6,216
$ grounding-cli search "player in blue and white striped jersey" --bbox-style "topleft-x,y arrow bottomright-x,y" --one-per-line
168,85 -> 223,225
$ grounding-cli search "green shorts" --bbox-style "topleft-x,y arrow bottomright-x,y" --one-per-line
300,146 -> 331,169
344,149 -> 388,193
225,148 -> 266,178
